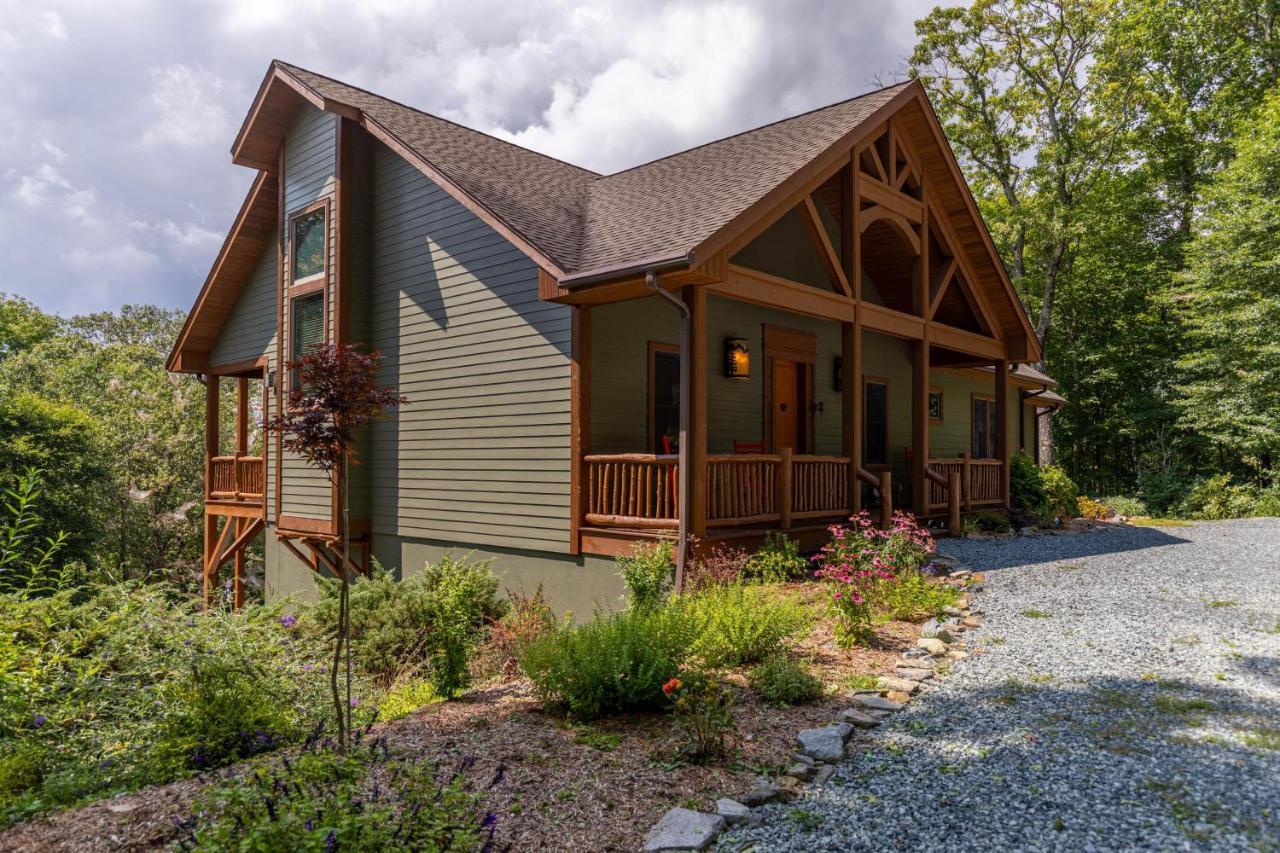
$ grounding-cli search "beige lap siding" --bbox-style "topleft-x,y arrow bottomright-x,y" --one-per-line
369,140 -> 572,553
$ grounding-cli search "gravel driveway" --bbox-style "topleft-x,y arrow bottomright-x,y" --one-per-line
724,519 -> 1280,852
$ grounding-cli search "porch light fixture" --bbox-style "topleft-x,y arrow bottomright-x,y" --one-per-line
833,356 -> 843,392
725,338 -> 750,380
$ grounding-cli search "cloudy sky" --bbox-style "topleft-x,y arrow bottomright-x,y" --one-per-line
1,0 -> 941,316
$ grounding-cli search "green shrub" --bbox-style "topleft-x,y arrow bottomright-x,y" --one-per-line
1041,465 -> 1080,519
1255,481 -> 1280,517
967,510 -> 1012,533
176,743 -> 486,851
748,654 -> 824,707
874,571 -> 961,622
1077,496 -> 1112,520
690,584 -> 810,666
747,533 -> 809,583
687,544 -> 750,591
1009,452 -> 1047,518
1138,468 -> 1190,516
519,603 -> 703,719
0,583 -> 333,825
472,586 -> 557,679
1178,473 -> 1259,519
617,542 -> 674,609
1101,495 -> 1148,518
376,678 -> 443,722
662,669 -> 736,764
312,555 -> 506,696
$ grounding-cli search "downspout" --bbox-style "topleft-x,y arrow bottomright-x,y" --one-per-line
646,269 -> 691,592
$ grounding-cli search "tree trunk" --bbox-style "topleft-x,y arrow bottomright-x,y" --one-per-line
1037,410 -> 1054,467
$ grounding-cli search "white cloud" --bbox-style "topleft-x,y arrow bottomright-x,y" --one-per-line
0,0 -> 940,315
141,64 -> 232,148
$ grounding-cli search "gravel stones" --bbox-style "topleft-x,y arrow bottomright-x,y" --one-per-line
722,520 -> 1280,852
795,724 -> 854,762
642,808 -> 724,851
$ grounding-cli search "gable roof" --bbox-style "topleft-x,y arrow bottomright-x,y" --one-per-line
176,61 -> 1045,371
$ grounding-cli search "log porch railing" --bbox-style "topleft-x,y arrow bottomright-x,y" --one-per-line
583,451 -> 1001,534
584,450 -> 875,530
208,453 -> 265,503
926,455 -> 1003,512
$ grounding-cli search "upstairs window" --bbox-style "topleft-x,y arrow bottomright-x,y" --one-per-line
289,292 -> 324,389
292,209 -> 326,283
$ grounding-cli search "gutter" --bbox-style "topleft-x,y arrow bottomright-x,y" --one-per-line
561,251 -> 694,290
645,269 -> 691,593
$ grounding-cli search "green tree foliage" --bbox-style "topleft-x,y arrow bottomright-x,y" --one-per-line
0,298 -> 207,579
1174,90 -> 1280,471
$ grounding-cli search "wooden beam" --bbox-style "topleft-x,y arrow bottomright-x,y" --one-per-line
861,302 -> 924,339
800,196 -> 852,297
686,285 -> 708,539
717,265 -> 855,322
857,206 -> 922,254
569,305 -> 590,554
912,339 -> 929,517
995,359 -> 1010,506
859,177 -> 924,223
235,377 -> 249,454
930,324 -> 1004,360
928,257 -> 958,318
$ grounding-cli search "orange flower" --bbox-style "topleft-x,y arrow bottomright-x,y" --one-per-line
662,677 -> 682,696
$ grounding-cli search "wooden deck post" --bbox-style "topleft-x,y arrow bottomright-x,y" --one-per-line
911,340 -> 929,518
843,153 -> 863,518
203,377 -> 219,609
233,517 -> 246,608
879,470 -> 893,529
961,452 -> 972,511
995,359 -> 1010,506
779,446 -> 793,529
569,304 -> 590,554
948,472 -> 962,536
686,285 -> 708,542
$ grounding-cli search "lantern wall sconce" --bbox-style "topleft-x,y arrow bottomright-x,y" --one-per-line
725,337 -> 750,380
833,356 -> 843,392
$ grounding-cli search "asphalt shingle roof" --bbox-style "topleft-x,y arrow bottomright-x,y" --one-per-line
279,62 -> 908,278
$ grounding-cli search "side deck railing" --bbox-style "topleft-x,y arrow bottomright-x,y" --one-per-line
208,454 -> 265,504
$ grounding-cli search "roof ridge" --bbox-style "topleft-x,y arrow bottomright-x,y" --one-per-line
273,60 -> 604,179
598,79 -> 914,179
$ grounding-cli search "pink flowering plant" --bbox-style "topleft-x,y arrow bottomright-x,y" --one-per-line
814,511 -> 936,647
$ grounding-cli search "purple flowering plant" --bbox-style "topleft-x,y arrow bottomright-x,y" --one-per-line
814,511 -> 936,647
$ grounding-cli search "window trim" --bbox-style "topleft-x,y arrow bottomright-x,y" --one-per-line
647,340 -> 679,454
862,375 -> 890,469
971,392 -> 997,459
288,200 -> 329,288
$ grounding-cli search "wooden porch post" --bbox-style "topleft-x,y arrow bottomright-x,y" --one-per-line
686,285 -> 708,542
995,359 -> 1010,506
233,378 -> 248,607
569,305 -> 590,555
842,321 -> 861,516
203,376 -> 219,609
911,340 -> 929,518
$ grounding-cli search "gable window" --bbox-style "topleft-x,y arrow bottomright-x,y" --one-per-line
648,342 -> 680,453
292,208 -> 326,283
863,378 -> 888,467
972,396 -> 997,459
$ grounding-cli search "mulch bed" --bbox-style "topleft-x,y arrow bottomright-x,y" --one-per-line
0,592 -> 921,853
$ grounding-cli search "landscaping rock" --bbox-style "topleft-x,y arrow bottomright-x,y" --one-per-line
962,616 -> 983,628
643,808 -> 725,851
877,675 -> 919,694
948,569 -> 973,580
903,647 -> 931,659
791,753 -> 815,767
740,778 -> 787,806
1019,525 -> 1039,536
854,694 -> 905,712
796,724 -> 854,761
943,605 -> 963,617
920,619 -> 955,643
813,765 -> 837,786
715,799 -> 757,827
886,690 -> 913,704
839,707 -> 881,728
946,649 -> 970,660
786,761 -> 817,781
895,666 -> 934,681
917,638 -> 948,656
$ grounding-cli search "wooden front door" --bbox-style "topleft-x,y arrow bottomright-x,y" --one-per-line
772,360 -> 800,450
